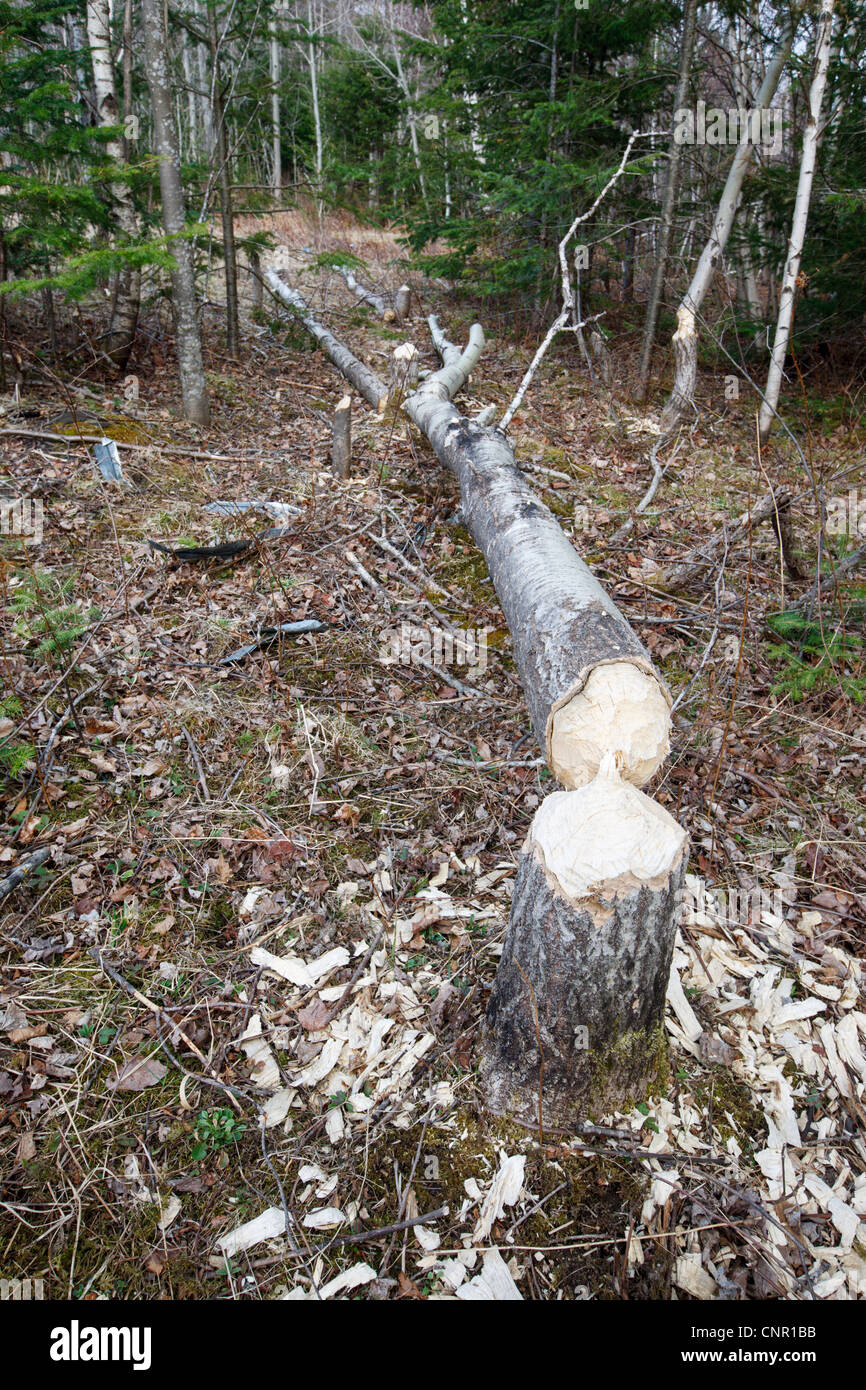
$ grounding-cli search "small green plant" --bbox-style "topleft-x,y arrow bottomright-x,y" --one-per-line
192,1107 -> 246,1160
328,1090 -> 354,1112
10,569 -> 99,660
0,694 -> 34,778
765,606 -> 866,702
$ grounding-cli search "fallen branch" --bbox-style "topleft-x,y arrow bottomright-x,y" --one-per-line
0,846 -> 52,903
334,264 -> 388,318
650,488 -> 792,593
264,270 -> 388,412
217,618 -> 329,666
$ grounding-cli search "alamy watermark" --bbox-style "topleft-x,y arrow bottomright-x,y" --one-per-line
379,621 -> 491,675
1,1275 -> 45,1300
675,878 -> 785,928
674,100 -> 782,157
0,497 -> 43,545
826,488 -> 866,538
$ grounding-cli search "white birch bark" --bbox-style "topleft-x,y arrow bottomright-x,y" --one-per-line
759,0 -> 835,443
270,22 -> 282,199
86,0 -> 140,369
141,0 -> 210,424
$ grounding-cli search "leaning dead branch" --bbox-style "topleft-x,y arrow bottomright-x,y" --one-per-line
499,131 -> 654,431
649,488 -> 793,593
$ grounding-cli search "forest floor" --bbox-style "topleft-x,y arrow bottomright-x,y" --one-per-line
1,206 -> 865,1301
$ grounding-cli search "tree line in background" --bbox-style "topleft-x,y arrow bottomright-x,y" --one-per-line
1,0 -> 863,432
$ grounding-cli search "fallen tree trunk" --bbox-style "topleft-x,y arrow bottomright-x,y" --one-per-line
402,320 -> 688,1129
404,318 -> 672,791
273,287 -> 688,1128
335,264 -> 388,318
265,270 -> 388,411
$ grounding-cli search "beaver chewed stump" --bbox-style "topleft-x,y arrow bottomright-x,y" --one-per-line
482,753 -> 688,1129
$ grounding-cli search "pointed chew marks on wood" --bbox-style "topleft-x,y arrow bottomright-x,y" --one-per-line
332,395 -> 351,479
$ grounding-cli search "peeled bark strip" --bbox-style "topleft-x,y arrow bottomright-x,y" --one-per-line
265,270 -> 387,411
483,758 -> 687,1128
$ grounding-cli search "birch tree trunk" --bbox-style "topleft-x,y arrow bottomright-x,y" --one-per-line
635,0 -> 697,403
142,0 -> 210,424
304,1 -> 324,209
759,0 -> 835,443
402,324 -> 688,1127
86,0 -> 141,370
659,25 -> 794,434
270,18 -> 282,200
208,8 -> 240,358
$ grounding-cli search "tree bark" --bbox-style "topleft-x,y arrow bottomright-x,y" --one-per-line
331,394 -> 351,478
482,762 -> 687,1130
400,320 -> 687,1126
635,0 -> 697,404
86,0 -> 141,371
141,0 -> 210,424
660,24 -> 794,434
270,17 -> 282,200
759,0 -> 835,443
208,7 -> 240,359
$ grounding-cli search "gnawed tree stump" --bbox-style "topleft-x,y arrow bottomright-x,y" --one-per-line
331,395 -> 351,479
483,756 -> 687,1130
400,318 -> 688,1127
394,284 -> 412,323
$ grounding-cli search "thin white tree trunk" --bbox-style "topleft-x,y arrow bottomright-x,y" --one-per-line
86,0 -> 140,369
759,0 -> 835,443
660,25 -> 794,433
270,22 -> 281,200
142,0 -> 210,424
306,1 -> 323,207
